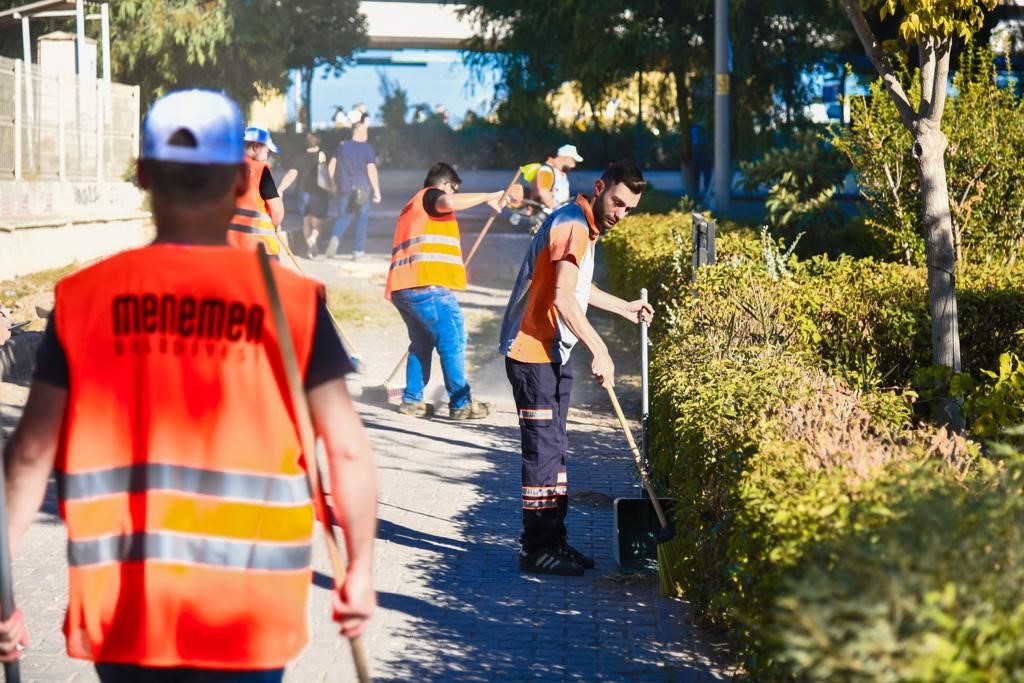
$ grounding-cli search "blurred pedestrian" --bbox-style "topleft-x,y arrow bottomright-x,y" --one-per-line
333,106 -> 351,129
281,133 -> 332,258
326,121 -> 381,260
531,144 -> 583,210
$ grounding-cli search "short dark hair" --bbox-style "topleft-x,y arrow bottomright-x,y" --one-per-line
140,159 -> 240,205
601,160 -> 646,194
424,162 -> 462,189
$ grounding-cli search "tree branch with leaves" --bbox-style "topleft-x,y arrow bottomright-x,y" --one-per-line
839,0 -> 997,429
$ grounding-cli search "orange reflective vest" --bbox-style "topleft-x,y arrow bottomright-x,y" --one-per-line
228,157 -> 280,255
53,244 -> 321,668
384,187 -> 466,300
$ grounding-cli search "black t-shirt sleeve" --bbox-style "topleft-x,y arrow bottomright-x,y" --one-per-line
33,312 -> 69,389
422,188 -> 451,219
304,295 -> 356,390
259,167 -> 279,200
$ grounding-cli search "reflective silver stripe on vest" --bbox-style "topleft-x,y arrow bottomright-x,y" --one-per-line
392,234 -> 461,254
58,463 -> 311,505
68,531 -> 312,570
228,222 -> 276,236
389,253 -> 465,271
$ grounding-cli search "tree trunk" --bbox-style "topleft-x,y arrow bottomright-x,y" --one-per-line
914,120 -> 964,429
672,64 -> 698,198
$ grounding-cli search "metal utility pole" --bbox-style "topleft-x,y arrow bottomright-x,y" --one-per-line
75,0 -> 86,75
713,0 -> 731,217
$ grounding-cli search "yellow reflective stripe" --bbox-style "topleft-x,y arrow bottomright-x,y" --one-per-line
64,491 -> 314,542
423,218 -> 460,239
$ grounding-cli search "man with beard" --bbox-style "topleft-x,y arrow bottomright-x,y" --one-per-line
499,160 -> 655,576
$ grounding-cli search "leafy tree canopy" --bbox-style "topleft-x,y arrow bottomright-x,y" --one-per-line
0,0 -> 366,116
462,0 -> 850,156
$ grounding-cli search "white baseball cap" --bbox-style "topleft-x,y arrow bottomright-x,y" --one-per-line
557,144 -> 584,162
243,126 -> 280,153
142,89 -> 244,165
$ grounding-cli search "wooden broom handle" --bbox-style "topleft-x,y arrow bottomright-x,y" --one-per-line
464,168 -> 523,266
256,245 -> 373,683
605,384 -> 670,529
278,236 -> 364,366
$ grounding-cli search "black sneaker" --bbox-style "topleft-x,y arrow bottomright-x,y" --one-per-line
558,539 -> 595,569
518,548 -> 584,576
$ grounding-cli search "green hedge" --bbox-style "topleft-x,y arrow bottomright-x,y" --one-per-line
766,449 -> 1023,681
601,211 -> 1024,678
603,214 -> 1024,387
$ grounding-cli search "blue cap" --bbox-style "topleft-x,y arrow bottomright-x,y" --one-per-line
243,126 -> 280,154
141,89 -> 244,165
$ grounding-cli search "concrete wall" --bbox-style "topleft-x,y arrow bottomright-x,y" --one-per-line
0,179 -> 152,280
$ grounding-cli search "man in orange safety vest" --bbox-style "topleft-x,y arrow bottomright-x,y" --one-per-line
0,89 -> 377,682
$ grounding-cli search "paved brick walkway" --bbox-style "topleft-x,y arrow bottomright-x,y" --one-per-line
0,229 -> 735,682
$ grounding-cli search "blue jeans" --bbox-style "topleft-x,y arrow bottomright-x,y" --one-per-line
390,286 -> 470,409
96,664 -> 284,682
332,192 -> 370,253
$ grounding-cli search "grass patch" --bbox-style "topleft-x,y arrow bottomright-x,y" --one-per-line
327,285 -> 393,326
0,262 -> 80,308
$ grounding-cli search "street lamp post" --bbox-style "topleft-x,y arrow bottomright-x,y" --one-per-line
713,0 -> 731,217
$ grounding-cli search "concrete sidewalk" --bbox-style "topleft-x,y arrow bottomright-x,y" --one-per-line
0,381 -> 733,682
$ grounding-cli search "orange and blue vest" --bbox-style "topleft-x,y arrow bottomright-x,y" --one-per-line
384,187 -> 466,299
53,244 -> 320,668
228,157 -> 281,255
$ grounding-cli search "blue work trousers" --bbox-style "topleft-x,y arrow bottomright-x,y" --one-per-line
390,286 -> 471,410
506,357 -> 573,552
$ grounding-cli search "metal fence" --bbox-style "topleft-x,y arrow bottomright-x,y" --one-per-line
0,55 -> 139,182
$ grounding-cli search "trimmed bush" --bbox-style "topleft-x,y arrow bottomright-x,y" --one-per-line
769,448 -> 1020,681
644,256 -> 976,675
605,212 -> 1024,387
600,210 -> 1024,678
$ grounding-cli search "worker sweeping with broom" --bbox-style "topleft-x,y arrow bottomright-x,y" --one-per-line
385,162 -> 523,420
0,89 -> 377,681
498,160 -> 653,576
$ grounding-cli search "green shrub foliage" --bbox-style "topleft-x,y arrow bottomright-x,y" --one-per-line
738,129 -> 850,247
832,47 -> 1024,266
602,208 -> 1024,678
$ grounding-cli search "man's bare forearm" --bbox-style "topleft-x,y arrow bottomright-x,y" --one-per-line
308,380 -> 377,572
267,197 -> 285,228
4,382 -> 66,549
588,284 -> 629,318
436,191 -> 502,213
367,164 -> 381,198
537,187 -> 555,209
554,289 -> 607,358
